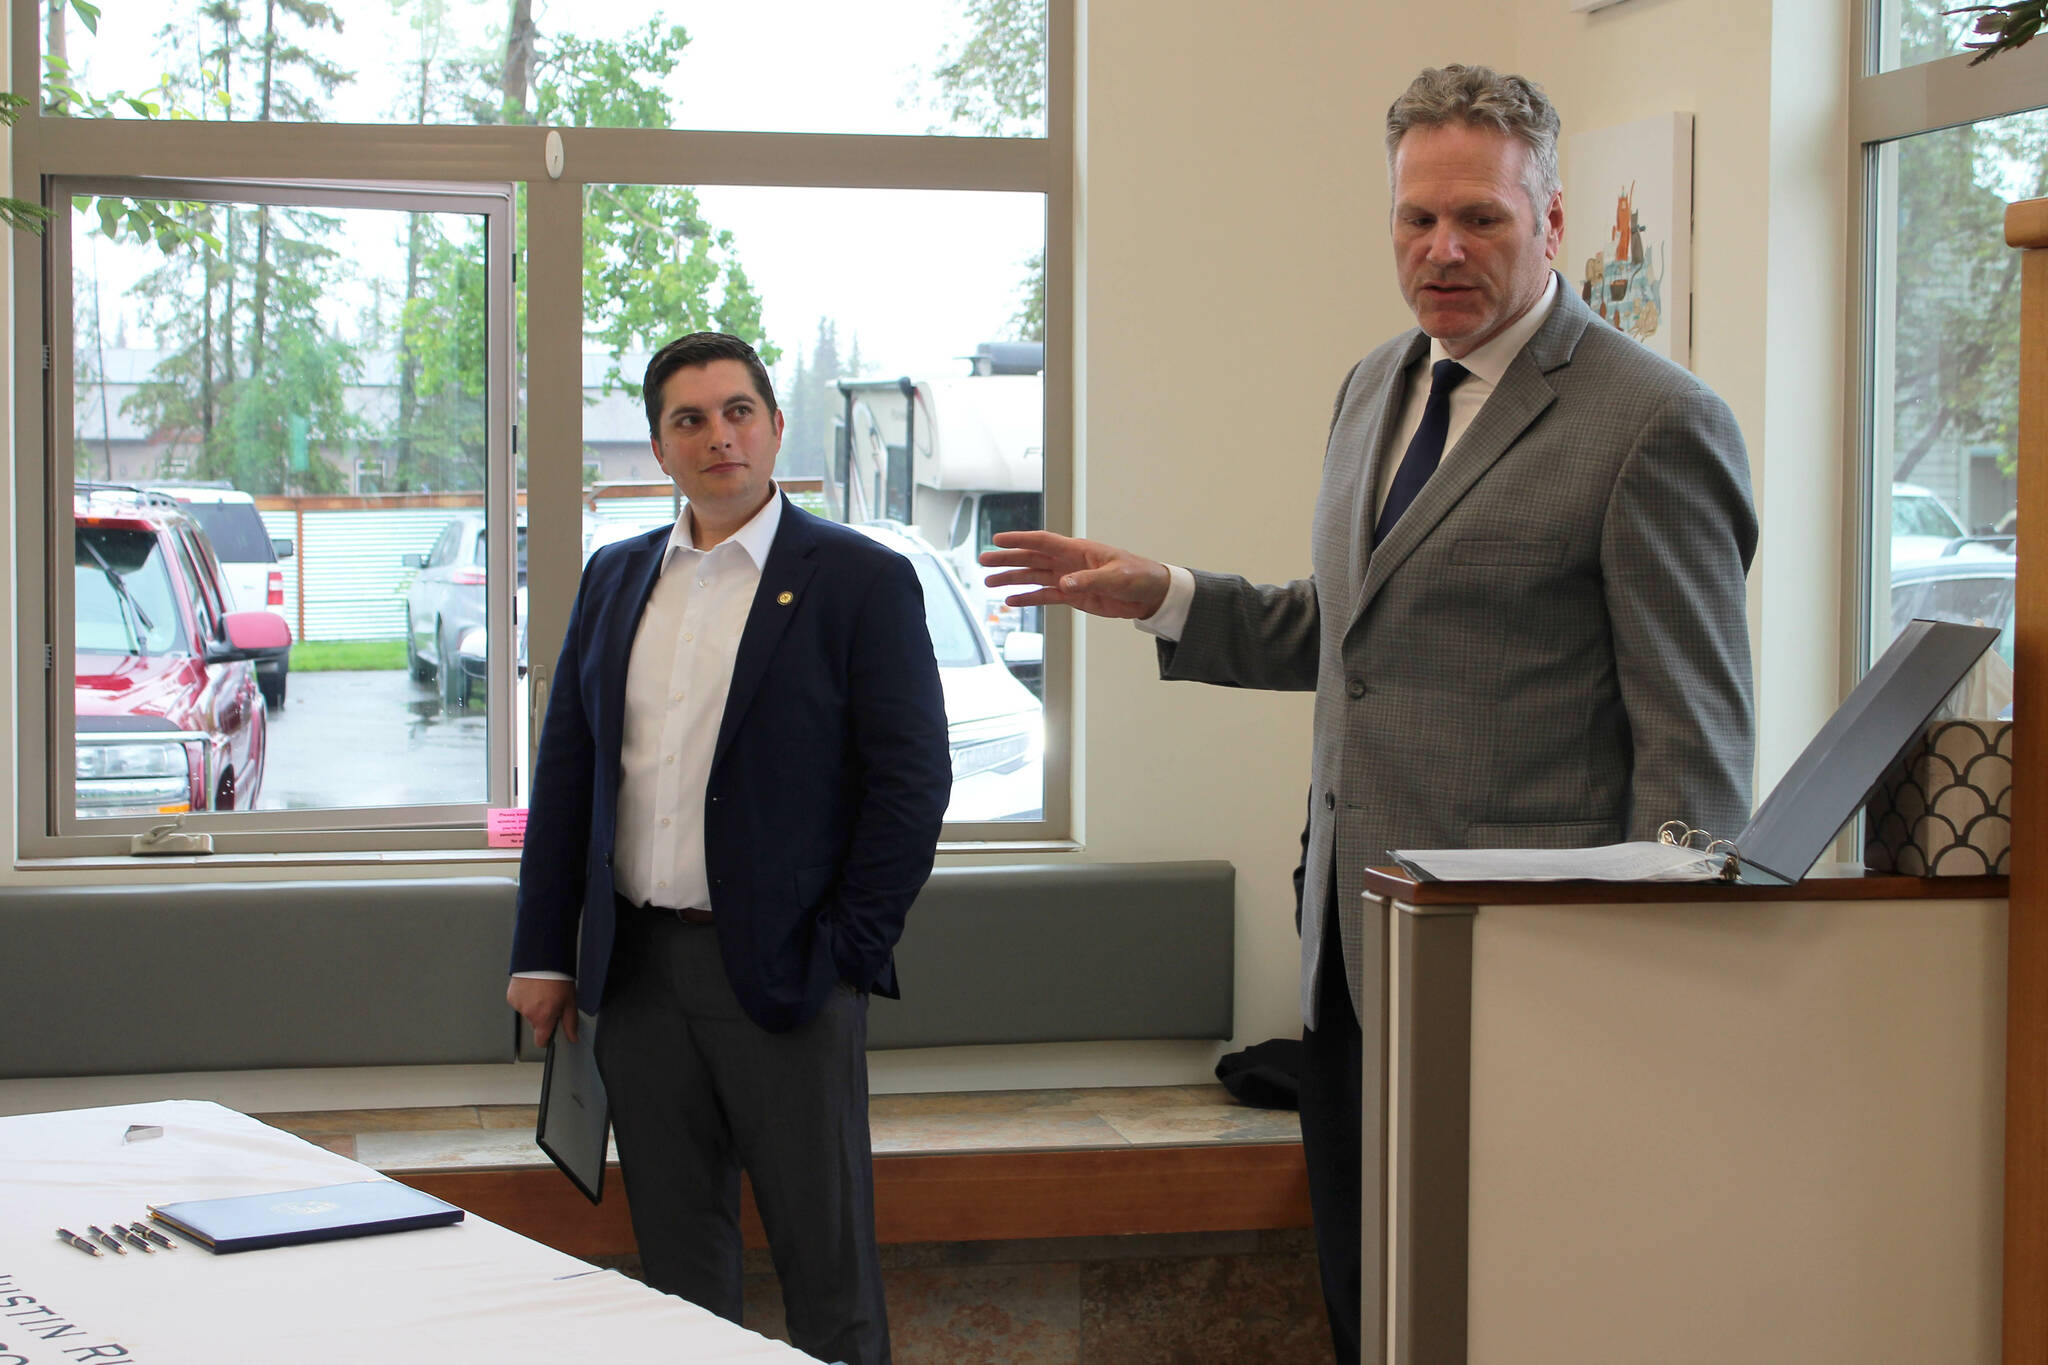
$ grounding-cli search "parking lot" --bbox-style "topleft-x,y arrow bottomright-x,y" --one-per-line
257,668 -> 1044,822
257,669 -> 491,810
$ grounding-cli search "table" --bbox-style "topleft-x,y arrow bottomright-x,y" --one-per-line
0,1099 -> 817,1364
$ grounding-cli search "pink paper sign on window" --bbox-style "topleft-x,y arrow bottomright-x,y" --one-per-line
487,808 -> 528,849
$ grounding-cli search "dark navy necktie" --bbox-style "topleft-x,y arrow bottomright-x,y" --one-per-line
1372,358 -> 1470,547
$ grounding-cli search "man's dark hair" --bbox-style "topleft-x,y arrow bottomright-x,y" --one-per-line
642,332 -> 779,436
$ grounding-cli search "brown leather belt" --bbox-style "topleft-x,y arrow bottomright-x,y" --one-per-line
617,893 -> 713,925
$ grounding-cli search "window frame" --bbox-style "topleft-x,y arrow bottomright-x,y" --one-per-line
10,0 -> 1077,859
1846,2 -> 2048,677
30,174 -> 518,853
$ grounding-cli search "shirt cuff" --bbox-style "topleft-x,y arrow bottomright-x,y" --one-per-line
1134,564 -> 1196,642
512,970 -> 574,981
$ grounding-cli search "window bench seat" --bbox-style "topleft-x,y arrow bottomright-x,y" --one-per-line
256,1083 -> 1312,1255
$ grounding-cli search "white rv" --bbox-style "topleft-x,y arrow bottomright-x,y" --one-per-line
834,343 -> 1045,688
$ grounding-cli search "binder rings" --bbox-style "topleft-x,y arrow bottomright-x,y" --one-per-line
1392,618 -> 2001,885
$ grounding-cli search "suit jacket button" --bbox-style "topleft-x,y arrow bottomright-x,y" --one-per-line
1324,791 -> 1336,811
1346,678 -> 1367,699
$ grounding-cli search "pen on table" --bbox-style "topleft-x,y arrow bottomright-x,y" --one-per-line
56,1228 -> 103,1258
117,1226 -> 154,1253
131,1221 -> 177,1249
85,1224 -> 127,1255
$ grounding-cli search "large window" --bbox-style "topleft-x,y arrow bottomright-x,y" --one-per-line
1855,1 -> 2044,706
59,183 -> 513,826
15,0 -> 1072,856
43,1 -> 1045,138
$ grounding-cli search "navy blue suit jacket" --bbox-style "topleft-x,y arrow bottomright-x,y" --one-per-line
511,496 -> 952,1033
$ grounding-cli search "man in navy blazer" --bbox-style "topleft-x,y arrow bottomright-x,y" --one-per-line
509,332 -> 951,1365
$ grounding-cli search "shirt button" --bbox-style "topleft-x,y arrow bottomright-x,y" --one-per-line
683,632 -> 694,642
665,755 -> 676,765
660,817 -> 671,827
696,580 -> 706,589
1346,678 -> 1367,699
657,880 -> 668,889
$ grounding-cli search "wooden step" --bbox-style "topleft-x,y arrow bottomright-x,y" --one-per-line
400,1141 -> 1313,1258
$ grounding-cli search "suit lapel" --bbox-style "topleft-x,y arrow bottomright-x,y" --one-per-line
1348,281 -> 1592,631
1346,332 -> 1431,592
712,496 -> 820,774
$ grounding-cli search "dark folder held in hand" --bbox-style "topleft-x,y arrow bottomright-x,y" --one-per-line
537,1010 -> 610,1205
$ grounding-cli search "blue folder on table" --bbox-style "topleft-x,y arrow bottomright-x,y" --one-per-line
149,1179 -> 463,1253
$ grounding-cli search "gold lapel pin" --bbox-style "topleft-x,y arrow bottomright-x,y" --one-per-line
777,590 -> 794,606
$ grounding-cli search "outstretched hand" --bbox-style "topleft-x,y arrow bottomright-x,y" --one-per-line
979,530 -> 1171,621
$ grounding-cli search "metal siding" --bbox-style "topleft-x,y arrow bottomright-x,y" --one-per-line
292,508 -> 469,642
587,496 -> 677,537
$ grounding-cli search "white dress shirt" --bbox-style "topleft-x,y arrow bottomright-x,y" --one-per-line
1141,274 -> 1560,642
612,489 -> 784,913
515,490 -> 782,981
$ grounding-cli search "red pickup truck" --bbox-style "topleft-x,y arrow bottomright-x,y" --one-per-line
73,486 -> 293,818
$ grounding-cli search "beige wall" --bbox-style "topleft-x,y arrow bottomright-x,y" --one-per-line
1514,0 -> 1852,791
0,2 -> 1858,1108
1060,3 -> 1514,1055
1056,0 -> 1845,1063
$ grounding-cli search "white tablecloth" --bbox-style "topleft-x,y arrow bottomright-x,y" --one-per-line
0,1100 -> 816,1364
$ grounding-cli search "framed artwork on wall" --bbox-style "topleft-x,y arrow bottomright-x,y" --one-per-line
1564,112 -> 1695,369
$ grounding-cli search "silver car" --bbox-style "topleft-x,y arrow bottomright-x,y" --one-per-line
402,512 -> 526,709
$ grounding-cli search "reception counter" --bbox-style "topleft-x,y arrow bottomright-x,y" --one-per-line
1360,867 -> 2009,1365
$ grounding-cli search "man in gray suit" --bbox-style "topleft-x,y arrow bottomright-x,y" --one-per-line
982,65 -> 1755,1363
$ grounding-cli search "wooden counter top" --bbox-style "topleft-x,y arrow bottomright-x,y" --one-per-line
1362,862 -> 2009,906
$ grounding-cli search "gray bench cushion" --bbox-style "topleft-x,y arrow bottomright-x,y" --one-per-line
1,877 -> 519,1078
0,861 -> 1234,1078
873,861 -> 1234,1048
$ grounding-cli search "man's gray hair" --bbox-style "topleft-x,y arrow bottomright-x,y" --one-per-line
1385,65 -> 1562,215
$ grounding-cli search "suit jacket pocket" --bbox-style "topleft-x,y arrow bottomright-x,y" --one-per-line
795,863 -> 837,911
1465,819 -> 1620,849
1450,538 -> 1566,567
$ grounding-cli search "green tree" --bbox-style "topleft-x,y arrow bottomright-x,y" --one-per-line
391,219 -> 489,492
383,0 -> 491,493
530,22 -> 779,401
1887,0 -> 2047,492
123,204 -> 362,493
925,0 -> 1046,341
927,0 -> 1045,136
782,317 -> 849,479
96,1 -> 362,493
243,2 -> 352,379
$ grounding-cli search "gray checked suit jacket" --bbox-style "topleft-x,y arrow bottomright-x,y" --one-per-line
1159,276 -> 1757,1028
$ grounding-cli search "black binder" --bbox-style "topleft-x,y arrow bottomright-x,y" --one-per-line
1728,618 -> 2001,884
1392,618 -> 2001,885
537,1010 -> 610,1204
